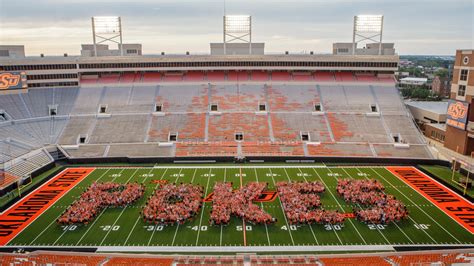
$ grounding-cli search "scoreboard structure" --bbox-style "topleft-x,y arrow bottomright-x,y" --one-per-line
0,72 -> 27,90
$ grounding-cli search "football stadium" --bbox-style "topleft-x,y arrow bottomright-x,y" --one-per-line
0,6 -> 473,265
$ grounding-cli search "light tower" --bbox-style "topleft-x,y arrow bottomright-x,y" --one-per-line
91,16 -> 123,57
352,15 -> 384,55
223,15 -> 252,55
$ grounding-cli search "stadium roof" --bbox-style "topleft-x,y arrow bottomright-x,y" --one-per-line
0,54 -> 399,65
405,101 -> 448,115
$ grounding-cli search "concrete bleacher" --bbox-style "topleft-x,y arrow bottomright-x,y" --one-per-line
271,113 -> 331,142
58,116 -> 96,145
326,114 -> 389,143
383,115 -> 425,144
0,83 -> 432,160
71,86 -> 105,114
107,143 -> 174,157
267,85 -> 319,112
0,141 -> 32,163
88,115 -> 149,144
148,113 -> 205,142
157,85 -> 208,112
0,93 -> 31,119
320,85 -> 375,112
4,149 -> 53,179
372,86 -> 406,114
208,113 -> 271,142
64,145 -> 107,158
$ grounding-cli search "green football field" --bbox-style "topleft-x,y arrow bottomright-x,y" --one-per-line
7,165 -> 474,251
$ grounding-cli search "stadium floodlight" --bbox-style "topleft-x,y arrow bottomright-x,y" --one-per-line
223,15 -> 252,55
352,15 -> 384,55
91,16 -> 123,56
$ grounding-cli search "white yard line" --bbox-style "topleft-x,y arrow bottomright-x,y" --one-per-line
124,168 -> 168,245
172,169 -> 196,246
350,167 -> 415,245
29,169 -> 109,245
74,169 -> 126,246
99,168 -> 142,246
195,168 -> 212,246
285,168 -> 319,245
334,168 -> 388,245
219,168 -> 226,246
148,168 -> 181,246
307,168 -> 349,245
269,168 -> 295,245
371,168 -> 460,244
254,168 -> 271,246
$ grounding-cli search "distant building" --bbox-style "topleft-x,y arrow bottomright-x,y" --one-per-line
332,43 -> 395,56
431,76 -> 450,97
425,123 -> 446,143
406,101 -> 448,143
400,77 -> 428,86
443,49 -> 474,155
405,101 -> 448,124
0,45 -> 25,58
81,44 -> 142,57
396,72 -> 410,78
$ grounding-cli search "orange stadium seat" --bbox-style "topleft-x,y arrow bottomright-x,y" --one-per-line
320,256 -> 391,266
207,71 -> 226,81
163,72 -> 184,82
251,70 -> 269,81
175,142 -> 238,157
0,171 -> 20,189
185,71 -> 205,81
271,71 -> 292,81
105,256 -> 173,265
335,71 -> 354,82
355,73 -> 378,82
314,71 -> 335,81
121,72 -> 140,83
292,72 -> 314,81
98,73 -> 121,83
387,253 -> 470,265
227,70 -> 249,81
143,72 -> 162,82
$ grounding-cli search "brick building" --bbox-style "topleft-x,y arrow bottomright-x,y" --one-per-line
444,50 -> 474,155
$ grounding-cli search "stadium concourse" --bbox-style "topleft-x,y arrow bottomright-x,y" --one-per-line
0,249 -> 473,265
0,73 -> 432,187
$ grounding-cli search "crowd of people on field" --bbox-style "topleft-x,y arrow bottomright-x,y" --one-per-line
277,181 -> 346,225
336,179 -> 409,224
58,182 -> 145,224
210,182 -> 276,225
142,183 -> 203,225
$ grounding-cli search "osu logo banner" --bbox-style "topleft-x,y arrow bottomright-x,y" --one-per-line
447,100 -> 469,130
0,72 -> 27,90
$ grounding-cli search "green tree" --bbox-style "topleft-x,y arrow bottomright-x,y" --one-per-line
434,68 -> 449,78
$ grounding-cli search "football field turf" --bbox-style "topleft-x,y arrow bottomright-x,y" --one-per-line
5,165 -> 474,252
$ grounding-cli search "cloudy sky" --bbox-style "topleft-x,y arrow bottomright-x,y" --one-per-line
0,0 -> 472,56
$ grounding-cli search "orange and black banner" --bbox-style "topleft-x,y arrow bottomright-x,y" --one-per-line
0,72 -> 27,90
387,166 -> 474,234
446,100 -> 469,130
0,168 -> 95,245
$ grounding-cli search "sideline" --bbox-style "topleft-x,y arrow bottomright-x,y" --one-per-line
0,168 -> 95,246
387,166 -> 474,234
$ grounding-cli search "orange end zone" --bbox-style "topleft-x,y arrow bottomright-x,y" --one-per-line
0,168 -> 95,246
386,166 -> 474,234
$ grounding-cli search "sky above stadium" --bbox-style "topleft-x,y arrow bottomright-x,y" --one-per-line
0,0 -> 472,56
